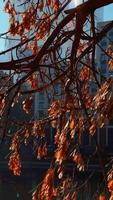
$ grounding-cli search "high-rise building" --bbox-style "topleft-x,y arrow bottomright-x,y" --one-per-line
70,0 -> 103,23
96,21 -> 113,77
95,21 -> 113,148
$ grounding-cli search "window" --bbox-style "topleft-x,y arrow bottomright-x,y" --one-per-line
109,119 -> 113,126
91,87 -> 97,94
81,131 -> 90,146
101,40 -> 107,47
109,71 -> 113,77
54,84 -> 60,95
100,53 -> 106,61
39,102 -> 44,109
39,92 -> 44,101
91,83 -> 97,95
39,81 -> 43,87
101,65 -> 107,74
39,110 -> 45,118
46,127 -> 55,145
109,32 -> 113,38
108,128 -> 113,146
101,60 -> 106,65
99,128 -> 107,146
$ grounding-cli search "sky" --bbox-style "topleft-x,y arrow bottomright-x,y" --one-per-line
0,1 -> 9,51
0,1 -> 112,51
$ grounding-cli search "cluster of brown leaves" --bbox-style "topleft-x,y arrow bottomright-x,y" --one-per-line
64,192 -> 77,200
5,1 -> 36,35
8,132 -> 21,176
81,84 -> 93,109
22,96 -> 33,114
27,74 -> 38,90
37,168 -> 57,200
98,193 -> 106,200
4,0 -> 59,54
58,177 -> 76,200
8,121 -> 47,176
24,128 -> 30,145
69,112 -> 78,139
69,110 -> 85,142
11,92 -> 20,108
33,121 -> 46,138
48,100 -> 65,128
8,152 -> 21,176
48,95 -> 78,128
80,66 -> 92,81
89,119 -> 97,135
94,79 -> 110,111
72,150 -> 84,171
0,95 -> 6,116
35,13 -> 51,41
49,97 -> 84,169
108,53 -> 113,71
77,42 -> 84,55
32,190 -> 37,200
94,78 -> 113,124
106,44 -> 112,56
9,132 -> 19,151
108,179 -> 113,193
54,139 -> 70,165
46,0 -> 59,12
88,78 -> 113,135
36,143 -> 47,159
49,100 -> 65,117
4,1 -> 16,36
30,39 -> 39,55
106,44 -> 113,71
54,122 -> 70,165
11,77 -> 113,184
32,122 -> 48,159
107,167 -> 113,200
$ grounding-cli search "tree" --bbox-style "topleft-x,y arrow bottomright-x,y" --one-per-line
0,0 -> 113,199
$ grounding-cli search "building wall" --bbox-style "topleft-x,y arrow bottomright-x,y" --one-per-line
95,21 -> 113,150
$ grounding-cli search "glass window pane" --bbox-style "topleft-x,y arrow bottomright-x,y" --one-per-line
108,128 -> 113,146
99,128 -> 106,146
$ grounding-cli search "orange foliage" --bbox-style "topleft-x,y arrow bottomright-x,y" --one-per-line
8,132 -> 21,176
32,191 -> 37,200
24,128 -> 30,145
80,66 -> 92,81
28,74 -> 38,89
108,55 -> 113,70
0,95 -> 6,115
22,96 -> 33,114
38,168 -> 57,200
72,151 -> 84,171
8,152 -> 21,176
89,120 -> 97,135
33,122 -> 46,138
108,179 -> 113,192
98,194 -> 106,200
37,143 -> 47,159
46,0 -> 59,12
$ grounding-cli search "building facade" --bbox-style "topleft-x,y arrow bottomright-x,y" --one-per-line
95,21 -> 113,149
